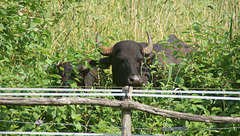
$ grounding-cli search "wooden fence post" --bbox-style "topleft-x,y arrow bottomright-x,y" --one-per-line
122,86 -> 133,136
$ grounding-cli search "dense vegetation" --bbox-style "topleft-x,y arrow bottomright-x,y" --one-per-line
0,0 -> 240,135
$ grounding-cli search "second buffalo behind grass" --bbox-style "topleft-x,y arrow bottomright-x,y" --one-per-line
56,59 -> 100,88
97,32 -> 193,87
140,34 -> 193,87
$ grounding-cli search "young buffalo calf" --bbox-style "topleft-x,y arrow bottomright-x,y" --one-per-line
57,59 -> 98,88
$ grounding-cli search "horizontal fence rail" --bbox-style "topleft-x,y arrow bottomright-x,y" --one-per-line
1,87 -> 240,135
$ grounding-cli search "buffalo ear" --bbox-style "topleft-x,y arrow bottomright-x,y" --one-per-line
99,57 -> 111,69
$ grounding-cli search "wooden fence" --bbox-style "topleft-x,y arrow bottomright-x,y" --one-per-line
1,86 -> 240,136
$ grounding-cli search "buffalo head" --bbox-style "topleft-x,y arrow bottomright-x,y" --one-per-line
56,59 -> 98,88
57,62 -> 74,87
96,31 -> 153,86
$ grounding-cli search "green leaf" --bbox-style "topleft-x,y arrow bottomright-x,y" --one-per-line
49,74 -> 62,79
68,80 -> 78,88
33,18 -> 43,24
44,29 -> 52,37
41,49 -> 52,56
33,112 -> 39,120
85,39 -> 95,46
193,25 -> 201,33
197,105 -> 210,115
172,40 -> 181,44
172,50 -> 178,56
191,105 -> 198,112
177,44 -> 182,49
107,36 -> 115,41
211,107 -> 222,113
167,66 -> 172,85
46,58 -> 53,65
236,80 -> 240,83
162,45 -> 170,49
75,122 -> 82,130
181,31 -> 190,34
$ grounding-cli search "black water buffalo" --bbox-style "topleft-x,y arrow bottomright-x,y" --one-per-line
97,32 -> 192,87
140,34 -> 193,86
97,31 -> 153,86
56,59 -> 98,88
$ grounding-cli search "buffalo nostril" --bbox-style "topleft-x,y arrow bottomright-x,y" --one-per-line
128,75 -> 144,86
130,75 -> 139,82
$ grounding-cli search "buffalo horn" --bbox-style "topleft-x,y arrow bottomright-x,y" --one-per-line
96,32 -> 114,56
142,31 -> 153,55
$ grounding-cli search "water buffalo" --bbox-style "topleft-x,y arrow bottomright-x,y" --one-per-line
97,31 -> 153,87
140,34 -> 193,86
97,32 -> 192,87
56,59 -> 98,88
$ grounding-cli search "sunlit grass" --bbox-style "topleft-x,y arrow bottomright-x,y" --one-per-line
1,1 -> 239,134
47,0 -> 239,57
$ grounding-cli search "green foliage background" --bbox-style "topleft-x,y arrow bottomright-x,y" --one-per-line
0,0 -> 240,135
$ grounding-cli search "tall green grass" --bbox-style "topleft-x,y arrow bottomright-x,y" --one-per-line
48,0 -> 240,56
1,1 -> 240,135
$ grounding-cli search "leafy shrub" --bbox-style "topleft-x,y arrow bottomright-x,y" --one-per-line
0,0 -> 240,135
144,22 -> 240,135
0,0 -> 58,87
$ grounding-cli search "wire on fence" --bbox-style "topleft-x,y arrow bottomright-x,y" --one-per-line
1,119 -> 240,133
0,93 -> 239,101
0,93 -> 125,97
1,88 -> 240,94
1,88 -> 240,135
0,131 -> 106,135
0,88 -> 240,101
0,88 -> 123,92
